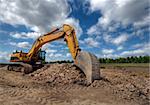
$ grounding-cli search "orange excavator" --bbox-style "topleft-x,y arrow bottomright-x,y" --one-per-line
8,24 -> 100,83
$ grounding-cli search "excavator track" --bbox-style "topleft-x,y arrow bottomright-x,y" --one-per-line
75,51 -> 100,84
19,63 -> 33,74
0,63 -> 33,74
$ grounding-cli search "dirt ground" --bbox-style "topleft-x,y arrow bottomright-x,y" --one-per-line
0,63 -> 149,105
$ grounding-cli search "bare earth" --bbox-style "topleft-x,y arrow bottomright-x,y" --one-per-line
0,63 -> 149,105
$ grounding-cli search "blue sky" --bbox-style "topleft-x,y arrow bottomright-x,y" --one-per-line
0,0 -> 149,62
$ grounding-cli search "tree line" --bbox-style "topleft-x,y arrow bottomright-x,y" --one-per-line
46,56 -> 149,64
99,56 -> 150,63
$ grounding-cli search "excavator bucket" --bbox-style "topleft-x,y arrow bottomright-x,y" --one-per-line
75,51 -> 100,84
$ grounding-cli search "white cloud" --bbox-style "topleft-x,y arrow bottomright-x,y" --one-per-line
10,32 -> 41,39
89,0 -> 148,27
96,43 -> 150,58
0,0 -> 82,38
48,53 -> 62,58
132,43 -> 144,48
121,43 -> 150,57
133,13 -> 150,28
10,19 -> 82,39
103,34 -> 128,45
98,42 -> 150,58
42,43 -> 56,50
48,53 -> 54,57
108,26 -> 116,32
17,42 -> 30,48
87,25 -> 100,35
0,51 -> 10,62
10,41 -> 30,49
46,49 -> 57,53
117,46 -> 123,50
112,34 -> 128,45
63,18 -> 83,38
84,37 -> 99,47
121,49 -> 147,57
94,42 -> 150,58
132,42 -> 149,49
54,53 -> 62,57
87,0 -> 149,36
103,34 -> 111,43
103,54 -> 119,58
102,48 -> 114,54
45,48 -> 73,61
66,53 -> 71,57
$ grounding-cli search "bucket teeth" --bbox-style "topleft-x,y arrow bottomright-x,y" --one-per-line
75,51 -> 100,84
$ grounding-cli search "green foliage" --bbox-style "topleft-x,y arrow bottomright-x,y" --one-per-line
99,56 -> 150,63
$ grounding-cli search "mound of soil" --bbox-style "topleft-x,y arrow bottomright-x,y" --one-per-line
29,63 -> 86,86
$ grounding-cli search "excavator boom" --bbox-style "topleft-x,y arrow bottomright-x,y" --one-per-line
9,24 -> 100,84
27,24 -> 80,61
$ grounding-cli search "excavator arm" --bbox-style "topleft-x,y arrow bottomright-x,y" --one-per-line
10,24 -> 100,83
27,24 -> 80,62
27,29 -> 65,61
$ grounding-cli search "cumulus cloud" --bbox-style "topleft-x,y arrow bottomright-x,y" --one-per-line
87,0 -> 149,42
98,42 -> 150,58
103,34 -> 129,45
0,0 -> 82,38
41,43 -> 56,51
97,42 -> 149,58
87,25 -> 100,35
120,43 -> 150,57
84,37 -> 100,47
133,12 -> 150,28
89,0 -> 149,27
10,41 -> 30,49
45,49 -> 72,61
102,48 -> 114,54
48,53 -> 62,58
117,46 -> 123,50
10,32 -> 41,39
132,43 -> 144,48
102,54 -> 119,58
46,49 -> 57,53
112,34 -> 129,45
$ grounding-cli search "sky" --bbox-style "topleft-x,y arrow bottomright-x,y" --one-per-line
0,0 -> 149,62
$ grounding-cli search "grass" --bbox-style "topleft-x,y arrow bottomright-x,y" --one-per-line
100,63 -> 149,68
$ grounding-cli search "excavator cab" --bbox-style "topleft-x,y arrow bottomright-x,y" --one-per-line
37,50 -> 46,64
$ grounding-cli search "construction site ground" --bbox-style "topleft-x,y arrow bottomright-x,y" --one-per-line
0,63 -> 149,105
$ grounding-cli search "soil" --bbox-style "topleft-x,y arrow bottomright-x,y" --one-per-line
0,63 -> 149,105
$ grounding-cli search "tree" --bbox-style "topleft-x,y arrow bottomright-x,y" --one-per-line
98,56 -> 150,63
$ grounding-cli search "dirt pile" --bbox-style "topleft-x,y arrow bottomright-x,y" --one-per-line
29,63 -> 86,86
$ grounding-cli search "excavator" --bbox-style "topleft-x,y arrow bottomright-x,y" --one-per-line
7,24 -> 100,84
